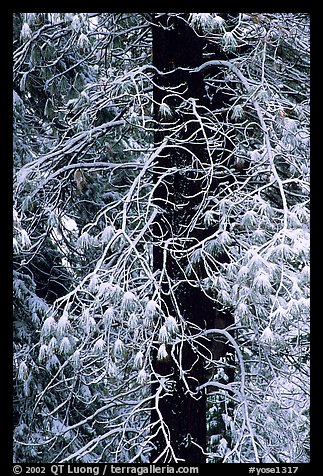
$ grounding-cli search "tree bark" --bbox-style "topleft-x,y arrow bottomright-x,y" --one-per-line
151,14 -> 234,463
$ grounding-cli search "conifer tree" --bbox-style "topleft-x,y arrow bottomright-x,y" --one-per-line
13,13 -> 309,463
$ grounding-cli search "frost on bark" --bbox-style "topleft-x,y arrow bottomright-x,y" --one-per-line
151,14 -> 234,462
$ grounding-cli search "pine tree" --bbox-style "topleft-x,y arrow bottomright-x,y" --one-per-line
13,13 -> 309,463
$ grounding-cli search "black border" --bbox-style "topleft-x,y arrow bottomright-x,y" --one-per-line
6,4 -> 318,473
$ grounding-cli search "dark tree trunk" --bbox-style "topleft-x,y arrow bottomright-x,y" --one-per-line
151,14 -> 234,463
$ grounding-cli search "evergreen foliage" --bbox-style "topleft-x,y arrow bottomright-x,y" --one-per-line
13,13 -> 309,463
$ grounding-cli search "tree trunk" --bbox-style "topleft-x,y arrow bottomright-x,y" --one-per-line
151,14 -> 234,463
